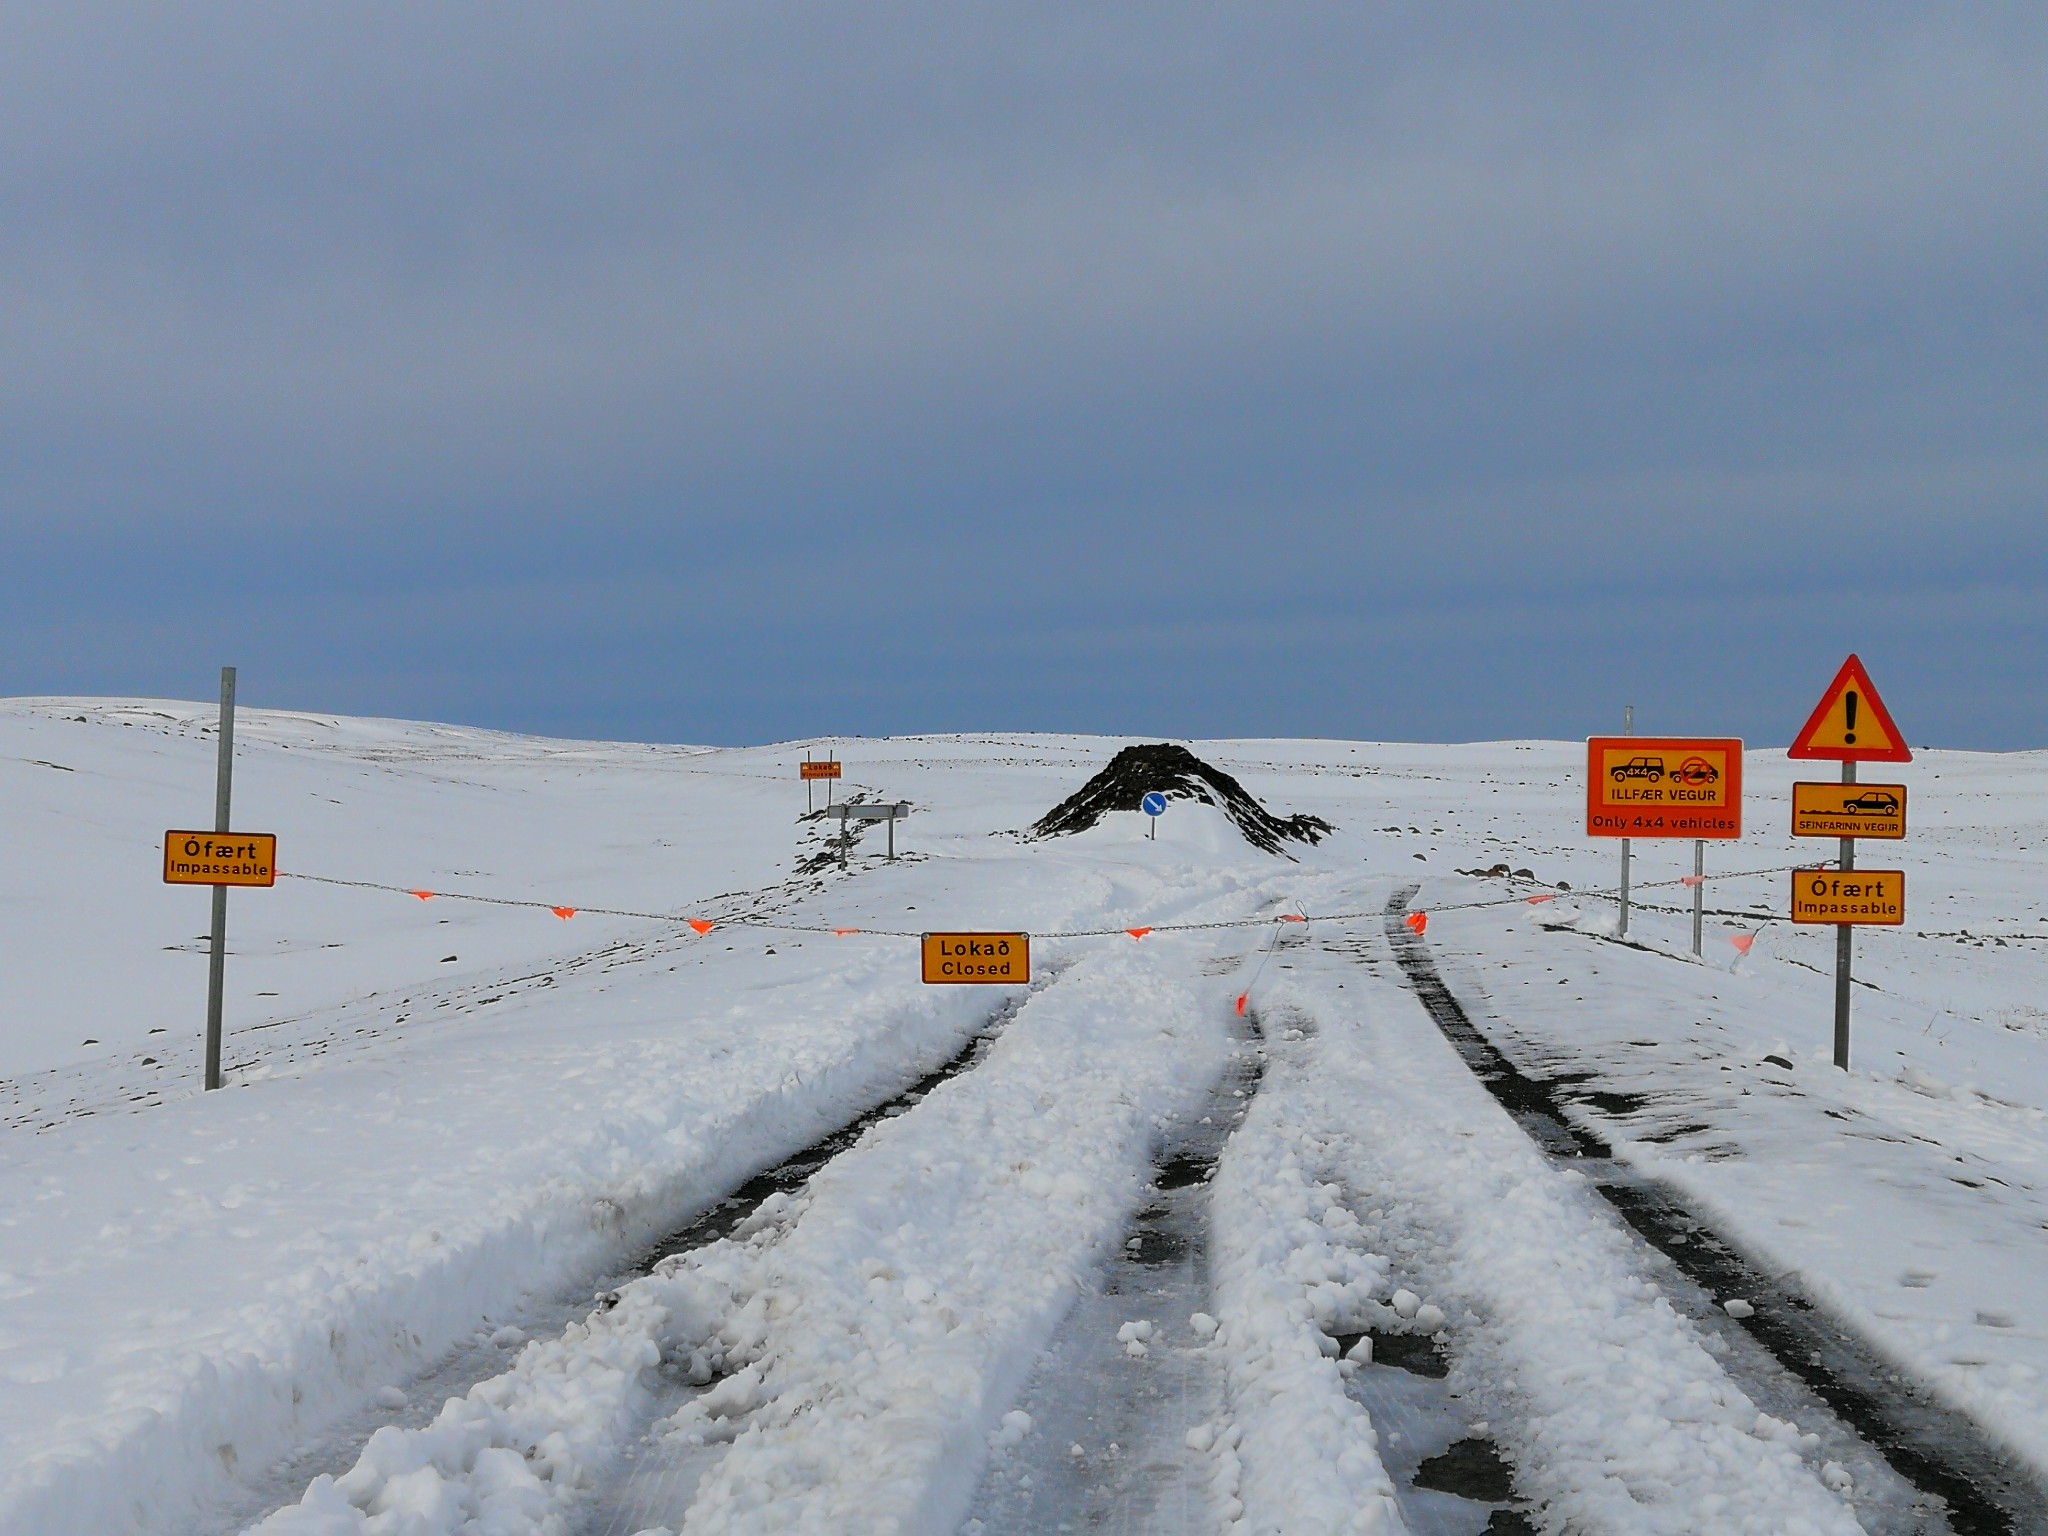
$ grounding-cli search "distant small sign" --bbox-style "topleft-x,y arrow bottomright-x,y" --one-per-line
801,761 -> 843,781
921,932 -> 1030,984
1141,791 -> 1167,817
164,831 -> 277,887
1792,782 -> 1907,839
1790,869 -> 1905,925
1584,737 -> 1743,839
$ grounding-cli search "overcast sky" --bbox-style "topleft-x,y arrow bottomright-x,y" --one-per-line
4,4 -> 2044,747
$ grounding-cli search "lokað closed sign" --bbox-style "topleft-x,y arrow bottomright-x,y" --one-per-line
921,932 -> 1029,984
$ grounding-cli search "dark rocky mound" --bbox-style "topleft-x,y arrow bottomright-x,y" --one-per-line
1031,743 -> 1334,855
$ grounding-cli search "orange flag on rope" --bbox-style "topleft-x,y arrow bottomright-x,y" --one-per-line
1526,894 -> 1556,905
552,907 -> 576,920
1728,932 -> 1756,955
1280,913 -> 1306,923
1680,875 -> 1705,887
1404,911 -> 1429,935
1127,927 -> 1152,940
833,928 -> 861,936
688,919 -> 715,936
411,890 -> 435,901
1235,993 -> 1249,1016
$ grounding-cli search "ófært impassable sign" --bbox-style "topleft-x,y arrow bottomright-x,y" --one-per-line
164,831 -> 277,887
1585,737 -> 1743,839
921,932 -> 1029,984
1791,868 -> 1905,926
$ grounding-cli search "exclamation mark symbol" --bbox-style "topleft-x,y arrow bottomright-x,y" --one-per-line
1843,690 -> 1858,746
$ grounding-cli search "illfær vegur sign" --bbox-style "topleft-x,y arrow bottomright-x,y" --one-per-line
1791,868 -> 1905,926
1584,737 -> 1743,838
921,932 -> 1029,984
164,831 -> 277,887
1792,782 -> 1907,840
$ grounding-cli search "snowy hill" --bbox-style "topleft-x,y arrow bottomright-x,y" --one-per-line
3,698 -> 2047,1533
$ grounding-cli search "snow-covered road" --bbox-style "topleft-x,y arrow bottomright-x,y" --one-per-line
5,702 -> 2047,1532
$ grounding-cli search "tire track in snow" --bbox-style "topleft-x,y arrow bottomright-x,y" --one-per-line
1381,887 -> 2046,1535
227,981 -> 1044,1536
961,982 -> 1263,1534
245,945 -> 1228,1534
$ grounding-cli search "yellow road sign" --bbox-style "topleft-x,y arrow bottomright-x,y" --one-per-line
164,831 -> 278,887
1792,782 -> 1907,839
1790,868 -> 1904,925
921,932 -> 1029,984
1788,654 -> 1911,763
800,761 -> 842,780
1585,737 -> 1742,838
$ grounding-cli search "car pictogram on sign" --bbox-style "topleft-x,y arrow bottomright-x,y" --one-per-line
1609,756 -> 1665,782
1842,790 -> 1901,816
1670,756 -> 1720,786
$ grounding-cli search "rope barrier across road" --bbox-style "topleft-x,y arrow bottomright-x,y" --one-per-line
281,859 -> 1824,944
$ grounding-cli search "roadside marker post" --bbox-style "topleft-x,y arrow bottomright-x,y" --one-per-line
1141,790 -> 1166,840
1788,653 -> 1913,1070
160,668 -> 280,1091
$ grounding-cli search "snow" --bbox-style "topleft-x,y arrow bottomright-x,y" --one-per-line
4,702 -> 2048,1531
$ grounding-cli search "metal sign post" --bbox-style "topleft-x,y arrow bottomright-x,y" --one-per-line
162,668 -> 277,1092
1619,706 -> 1632,938
829,802 -> 909,867
1835,763 -> 1855,1068
1786,653 -> 1913,1071
205,668 -> 235,1091
1141,790 -> 1166,840
1691,839 -> 1705,956
1586,727 -> 1742,947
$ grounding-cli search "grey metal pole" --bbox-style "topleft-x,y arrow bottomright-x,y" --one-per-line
1691,839 -> 1704,956
887,808 -> 896,861
1618,706 -> 1633,938
1834,761 -> 1856,1070
204,667 -> 236,1091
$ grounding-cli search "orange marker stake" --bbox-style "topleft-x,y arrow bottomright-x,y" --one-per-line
1404,911 -> 1428,935
1235,993 -> 1249,1016
1127,927 -> 1152,941
688,919 -> 715,936
552,907 -> 576,920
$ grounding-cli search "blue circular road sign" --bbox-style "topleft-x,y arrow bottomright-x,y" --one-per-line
1140,791 -> 1167,817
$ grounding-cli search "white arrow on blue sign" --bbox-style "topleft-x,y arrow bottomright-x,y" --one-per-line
1141,791 -> 1167,817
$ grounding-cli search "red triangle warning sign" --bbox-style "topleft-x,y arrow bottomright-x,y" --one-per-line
1787,654 -> 1911,762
